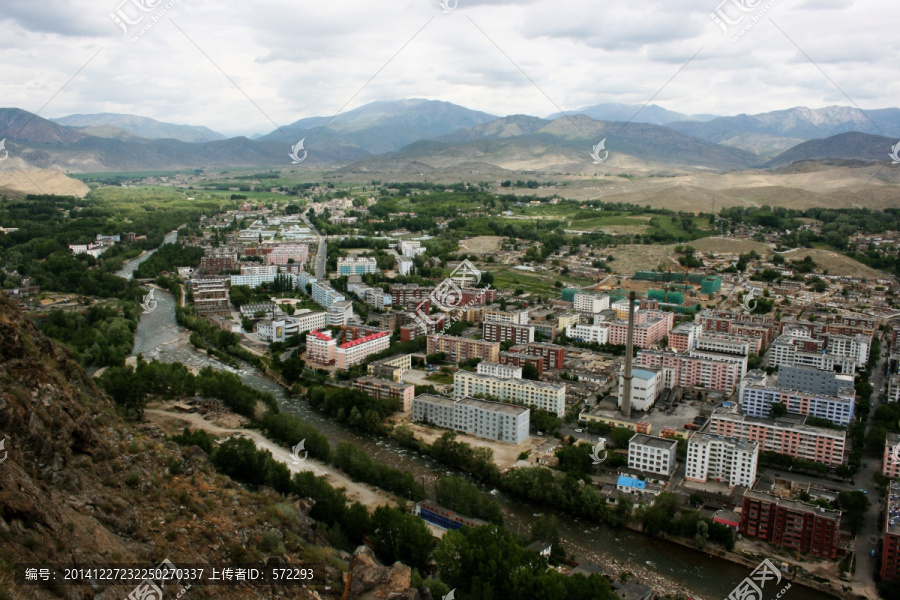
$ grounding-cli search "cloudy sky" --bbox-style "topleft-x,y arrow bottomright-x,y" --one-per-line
1,0 -> 897,137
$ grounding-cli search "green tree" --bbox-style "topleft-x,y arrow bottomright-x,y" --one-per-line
370,505 -> 436,571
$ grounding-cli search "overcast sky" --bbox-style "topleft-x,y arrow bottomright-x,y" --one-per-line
1,0 -> 897,137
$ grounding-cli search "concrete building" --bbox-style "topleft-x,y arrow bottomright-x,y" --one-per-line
826,333 -> 870,368
257,319 -> 286,343
396,255 -> 414,275
890,375 -> 900,405
284,310 -> 327,337
769,334 -> 856,374
453,370 -> 566,416
573,292 -> 610,314
695,333 -> 756,356
635,349 -> 742,393
884,432 -> 900,480
627,434 -> 678,476
708,409 -> 846,466
337,257 -> 378,275
739,370 -> 855,427
426,334 -> 500,363
617,368 -> 663,412
881,480 -> 900,582
777,364 -> 856,397
510,342 -> 565,371
605,310 -> 674,349
685,433 -> 758,488
352,376 -> 415,411
483,307 -> 530,325
565,322 -> 610,345
483,321 -> 535,345
311,281 -> 345,309
240,302 -> 275,320
191,277 -> 230,314
668,321 -> 702,352
476,361 -> 522,379
412,394 -> 530,444
200,253 -> 236,274
335,331 -> 390,369
368,354 -> 412,382
266,243 -> 309,266
398,240 -> 426,257
327,299 -> 354,326
306,329 -> 337,366
740,490 -> 842,559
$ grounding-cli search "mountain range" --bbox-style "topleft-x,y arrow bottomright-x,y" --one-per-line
0,100 -> 897,174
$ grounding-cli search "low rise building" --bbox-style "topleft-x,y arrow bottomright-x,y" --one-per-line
412,394 -> 530,444
566,322 -> 610,345
476,361 -> 522,379
483,321 -> 535,345
573,292 -> 610,314
353,376 -> 415,411
453,370 -> 566,416
617,368 -> 663,412
337,256 -> 378,275
628,434 -> 678,477
685,433 -> 758,488
427,334 -> 500,363
739,370 -> 855,427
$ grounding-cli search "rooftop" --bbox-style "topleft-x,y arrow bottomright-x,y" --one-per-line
744,489 -> 842,521
887,480 -> 900,535
629,434 -> 677,450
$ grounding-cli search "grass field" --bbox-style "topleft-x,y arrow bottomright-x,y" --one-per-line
486,266 -> 594,296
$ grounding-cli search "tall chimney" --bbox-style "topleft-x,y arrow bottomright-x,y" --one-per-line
621,291 -> 636,418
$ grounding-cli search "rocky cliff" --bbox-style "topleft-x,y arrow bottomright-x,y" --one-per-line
0,293 -> 426,600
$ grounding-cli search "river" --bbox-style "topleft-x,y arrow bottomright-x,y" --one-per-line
115,229 -> 181,279
125,268 -> 824,600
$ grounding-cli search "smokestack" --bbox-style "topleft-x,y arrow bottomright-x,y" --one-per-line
621,291 -> 636,418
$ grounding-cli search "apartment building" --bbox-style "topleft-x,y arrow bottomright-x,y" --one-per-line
285,309 -> 327,337
826,333 -> 870,367
327,299 -> 354,326
337,256 -> 378,275
628,434 -> 678,476
777,364 -> 856,397
739,370 -> 855,427
200,253 -> 236,274
707,409 -> 846,465
573,292 -> 610,314
605,310 -> 674,349
398,240 -> 426,257
890,375 -> 900,404
499,350 -> 545,378
427,334 -> 501,363
306,329 -> 337,366
565,322 -> 610,344
483,321 -> 535,345
668,321 -> 702,352
311,281 -> 345,309
352,376 -> 415,411
769,334 -> 856,374
368,354 -> 412,383
390,284 -> 433,306
635,349 -> 742,393
483,307 -> 530,325
396,255 -> 414,275
740,490 -> 842,559
696,333 -> 757,356
476,361 -> 523,379
884,432 -> 900,479
882,481 -> 900,582
266,243 -> 309,266
191,276 -> 230,314
453,370 -> 566,416
617,368 -> 663,412
685,433 -> 758,488
412,394 -> 530,444
510,342 -> 565,371
689,348 -> 749,380
335,331 -> 390,369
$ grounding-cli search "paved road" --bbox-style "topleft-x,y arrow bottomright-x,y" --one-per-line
852,334 -> 889,598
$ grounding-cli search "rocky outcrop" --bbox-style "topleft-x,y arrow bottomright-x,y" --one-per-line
344,546 -> 429,600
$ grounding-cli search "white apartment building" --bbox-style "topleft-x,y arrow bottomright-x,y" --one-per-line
396,255 -> 414,275
889,374 -> 900,404
398,240 -> 426,257
327,299 -> 354,326
284,309 -> 327,337
240,265 -> 279,276
617,368 -> 663,412
231,273 -> 278,288
311,281 -> 345,309
695,334 -> 752,357
574,292 -> 611,314
566,322 -> 610,344
476,361 -> 523,379
412,394 -> 530,444
453,370 -> 566,416
685,433 -> 758,488
769,335 -> 856,374
628,434 -> 678,476
826,333 -> 870,367
483,307 -> 530,325
337,257 -> 378,275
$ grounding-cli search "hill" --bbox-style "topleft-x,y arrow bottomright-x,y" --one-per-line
764,132 -> 896,168
546,102 -> 713,125
52,113 -> 226,143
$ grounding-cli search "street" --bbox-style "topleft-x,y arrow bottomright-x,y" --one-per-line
302,213 -> 327,280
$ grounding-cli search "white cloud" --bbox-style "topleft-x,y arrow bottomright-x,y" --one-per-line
0,0 -> 893,137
